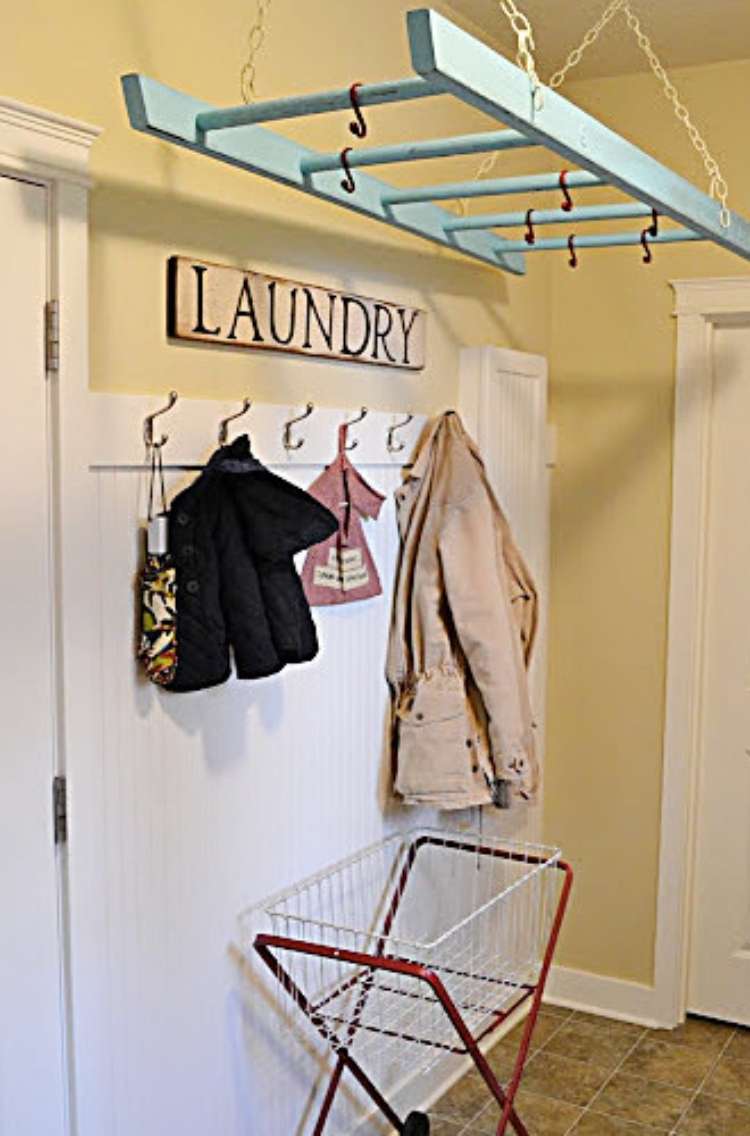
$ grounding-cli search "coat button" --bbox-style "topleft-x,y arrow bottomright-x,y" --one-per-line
176,511 -> 191,526
466,738 -> 473,748
472,764 -> 479,774
185,579 -> 199,595
181,544 -> 195,560
415,712 -> 424,721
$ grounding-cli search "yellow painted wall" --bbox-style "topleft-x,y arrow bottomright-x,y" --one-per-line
3,0 -> 549,412
544,58 -> 750,983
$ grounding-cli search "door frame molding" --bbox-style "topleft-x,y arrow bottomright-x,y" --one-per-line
0,95 -> 100,1134
656,276 -> 750,1025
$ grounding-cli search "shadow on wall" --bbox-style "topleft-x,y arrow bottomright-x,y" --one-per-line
89,173 -> 535,361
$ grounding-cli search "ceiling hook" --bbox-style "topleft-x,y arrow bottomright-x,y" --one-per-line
387,412 -> 414,454
143,390 -> 178,449
340,147 -> 357,193
283,402 -> 314,451
348,82 -> 368,139
524,207 -> 536,246
344,406 -> 368,451
218,397 -> 252,445
567,234 -> 578,269
559,169 -> 574,213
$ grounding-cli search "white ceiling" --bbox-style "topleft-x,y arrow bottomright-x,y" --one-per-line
445,0 -> 750,80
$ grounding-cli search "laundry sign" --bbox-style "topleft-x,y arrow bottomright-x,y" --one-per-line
167,257 -> 425,370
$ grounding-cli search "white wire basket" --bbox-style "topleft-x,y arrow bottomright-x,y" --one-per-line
247,828 -> 564,1078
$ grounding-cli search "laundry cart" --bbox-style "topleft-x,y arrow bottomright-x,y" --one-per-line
248,828 -> 572,1135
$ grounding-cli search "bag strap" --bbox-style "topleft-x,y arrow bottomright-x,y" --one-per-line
146,443 -> 168,522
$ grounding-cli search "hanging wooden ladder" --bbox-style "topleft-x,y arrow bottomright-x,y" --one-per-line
121,8 -> 750,276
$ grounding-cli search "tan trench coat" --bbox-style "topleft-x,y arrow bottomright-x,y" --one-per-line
386,411 -> 538,810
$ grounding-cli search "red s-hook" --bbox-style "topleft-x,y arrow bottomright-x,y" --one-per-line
348,82 -> 368,139
340,147 -> 356,193
559,170 -> 574,212
524,208 -> 536,245
640,209 -> 659,263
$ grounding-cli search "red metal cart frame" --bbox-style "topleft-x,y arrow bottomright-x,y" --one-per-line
254,831 -> 573,1136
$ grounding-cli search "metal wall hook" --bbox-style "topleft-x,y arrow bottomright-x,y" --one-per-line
218,397 -> 252,445
344,406 -> 368,450
387,412 -> 414,453
143,390 -> 178,449
567,234 -> 578,268
283,402 -> 314,451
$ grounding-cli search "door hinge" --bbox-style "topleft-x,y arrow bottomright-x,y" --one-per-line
45,299 -> 60,373
53,775 -> 67,845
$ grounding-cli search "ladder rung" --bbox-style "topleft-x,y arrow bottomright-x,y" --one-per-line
196,78 -> 439,132
446,202 -> 655,231
493,229 -> 703,253
383,170 -> 605,206
301,129 -> 533,174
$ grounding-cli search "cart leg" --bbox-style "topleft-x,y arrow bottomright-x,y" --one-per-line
312,1057 -> 345,1136
311,1050 -> 405,1136
339,1051 -> 405,1133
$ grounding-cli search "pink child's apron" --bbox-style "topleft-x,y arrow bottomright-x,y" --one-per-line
301,423 -> 385,605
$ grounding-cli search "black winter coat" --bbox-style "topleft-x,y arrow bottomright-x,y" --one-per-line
166,435 -> 337,692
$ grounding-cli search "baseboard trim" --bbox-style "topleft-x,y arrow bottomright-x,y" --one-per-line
546,965 -> 666,1029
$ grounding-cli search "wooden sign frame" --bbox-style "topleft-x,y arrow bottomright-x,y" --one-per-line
167,257 -> 426,370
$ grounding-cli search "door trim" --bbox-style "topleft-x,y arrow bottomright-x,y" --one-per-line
0,95 -> 99,1135
656,277 -> 750,1026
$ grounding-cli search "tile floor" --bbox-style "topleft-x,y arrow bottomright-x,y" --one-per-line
428,1007 -> 750,1135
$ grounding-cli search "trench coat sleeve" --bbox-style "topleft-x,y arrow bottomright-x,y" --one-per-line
438,490 -> 537,792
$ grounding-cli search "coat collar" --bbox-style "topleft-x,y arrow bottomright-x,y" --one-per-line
207,434 -> 264,474
405,410 -> 484,485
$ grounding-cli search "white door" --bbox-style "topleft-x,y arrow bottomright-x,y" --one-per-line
688,319 -> 750,1024
0,173 -> 68,1134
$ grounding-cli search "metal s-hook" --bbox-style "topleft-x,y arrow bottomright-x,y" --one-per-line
343,406 -> 368,451
386,412 -> 414,454
348,82 -> 368,139
218,397 -> 252,445
567,234 -> 578,269
524,207 -> 536,246
340,147 -> 356,193
640,209 -> 659,264
143,390 -> 178,449
559,170 -> 574,212
283,402 -> 314,451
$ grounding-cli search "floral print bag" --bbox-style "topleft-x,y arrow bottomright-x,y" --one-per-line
138,444 -> 178,686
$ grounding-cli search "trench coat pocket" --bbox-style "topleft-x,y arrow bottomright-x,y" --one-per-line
394,674 -> 480,798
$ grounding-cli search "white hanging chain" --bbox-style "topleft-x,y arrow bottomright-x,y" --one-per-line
464,0 -> 732,227
547,0 -> 628,90
499,1 -> 542,101
548,1 -> 730,226
240,0 -> 273,103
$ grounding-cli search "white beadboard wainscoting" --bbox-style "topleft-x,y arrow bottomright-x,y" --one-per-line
60,355 -> 549,1136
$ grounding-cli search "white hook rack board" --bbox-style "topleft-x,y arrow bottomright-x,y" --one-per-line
86,392 -> 426,473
